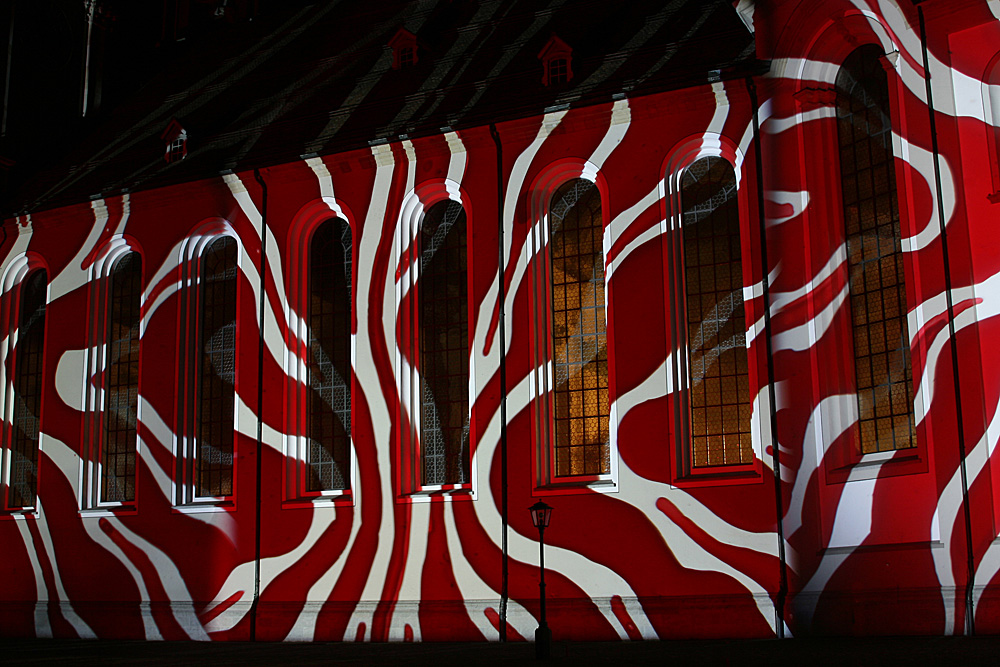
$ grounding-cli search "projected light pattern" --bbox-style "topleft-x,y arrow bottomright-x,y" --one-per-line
2,0 -> 1000,644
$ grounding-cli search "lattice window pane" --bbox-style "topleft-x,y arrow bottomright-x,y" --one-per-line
306,220 -> 352,492
399,45 -> 415,68
551,179 -> 610,477
102,253 -> 142,503
682,157 -> 753,468
548,58 -> 568,85
8,270 -> 47,509
836,45 -> 915,454
197,238 -> 237,497
419,200 -> 470,486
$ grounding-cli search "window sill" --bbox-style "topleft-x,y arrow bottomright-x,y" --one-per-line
0,508 -> 37,519
672,462 -> 763,489
282,492 -> 353,509
397,485 -> 475,503
826,448 -> 926,485
80,503 -> 137,517
173,499 -> 235,514
534,475 -> 618,496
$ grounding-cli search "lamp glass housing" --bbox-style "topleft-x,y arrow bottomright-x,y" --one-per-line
529,501 -> 553,529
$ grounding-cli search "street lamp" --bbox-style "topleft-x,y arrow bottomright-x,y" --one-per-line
529,500 -> 553,659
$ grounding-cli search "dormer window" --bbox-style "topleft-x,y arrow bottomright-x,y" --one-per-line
388,28 -> 418,70
548,57 -> 568,85
399,45 -> 415,68
161,119 -> 188,163
538,35 -> 573,86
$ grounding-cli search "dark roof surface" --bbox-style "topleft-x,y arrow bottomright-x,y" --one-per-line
10,0 -> 755,216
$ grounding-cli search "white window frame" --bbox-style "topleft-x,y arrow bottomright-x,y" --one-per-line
80,236 -> 144,512
174,223 -> 243,511
394,182 -> 478,501
526,162 -> 619,494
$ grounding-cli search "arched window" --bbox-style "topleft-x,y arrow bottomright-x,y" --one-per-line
306,219 -> 352,492
836,44 -> 915,454
418,200 -> 470,486
549,179 -> 609,477
680,157 -> 752,468
7,269 -> 47,509
197,236 -> 237,497
102,253 -> 142,503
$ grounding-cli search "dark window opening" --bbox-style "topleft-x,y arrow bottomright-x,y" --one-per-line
681,157 -> 753,468
836,44 -> 915,454
550,179 -> 609,477
399,45 -> 415,69
306,220 -> 352,492
548,58 -> 568,85
418,200 -> 469,486
197,237 -> 237,497
102,253 -> 142,503
167,134 -> 186,163
8,270 -> 47,509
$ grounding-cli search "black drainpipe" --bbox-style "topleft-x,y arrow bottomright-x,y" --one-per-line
746,76 -> 787,640
251,167 -> 269,641
489,122 -> 510,642
917,7 -> 976,636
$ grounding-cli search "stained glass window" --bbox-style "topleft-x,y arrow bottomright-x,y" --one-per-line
419,200 -> 470,486
197,237 -> 237,497
682,157 -> 753,468
102,253 -> 142,503
7,270 -> 47,509
306,220 -> 352,492
550,179 -> 610,477
836,45 -> 915,454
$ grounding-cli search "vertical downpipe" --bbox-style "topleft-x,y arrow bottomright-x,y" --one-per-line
251,167 -> 268,641
746,76 -> 787,639
2,0 -> 15,137
489,123 -> 510,641
917,7 -> 976,636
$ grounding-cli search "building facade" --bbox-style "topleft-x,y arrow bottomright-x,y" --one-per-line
2,0 -> 1000,641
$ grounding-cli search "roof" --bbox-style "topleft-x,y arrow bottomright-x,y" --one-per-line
7,0 -> 756,216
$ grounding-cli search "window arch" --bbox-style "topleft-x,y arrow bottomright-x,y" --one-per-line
176,226 -> 241,507
305,218 -> 352,493
417,199 -> 470,486
548,178 -> 609,478
196,236 -> 238,498
397,184 -> 474,496
2,266 -> 48,511
679,157 -> 752,468
102,252 -> 142,503
286,198 -> 357,505
836,44 -> 915,454
82,239 -> 143,510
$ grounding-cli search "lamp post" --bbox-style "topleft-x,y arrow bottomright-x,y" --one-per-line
529,500 -> 553,659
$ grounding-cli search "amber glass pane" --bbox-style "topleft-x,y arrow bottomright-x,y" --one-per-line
551,179 -> 609,477
197,237 -> 237,497
103,253 -> 142,503
7,270 -> 46,509
306,220 -> 352,491
419,201 -> 470,485
836,45 -> 915,454
682,157 -> 752,468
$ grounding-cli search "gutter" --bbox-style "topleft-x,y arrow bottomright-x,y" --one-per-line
489,122 -> 510,642
745,75 -> 788,640
917,7 -> 976,636
250,167 -> 269,641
